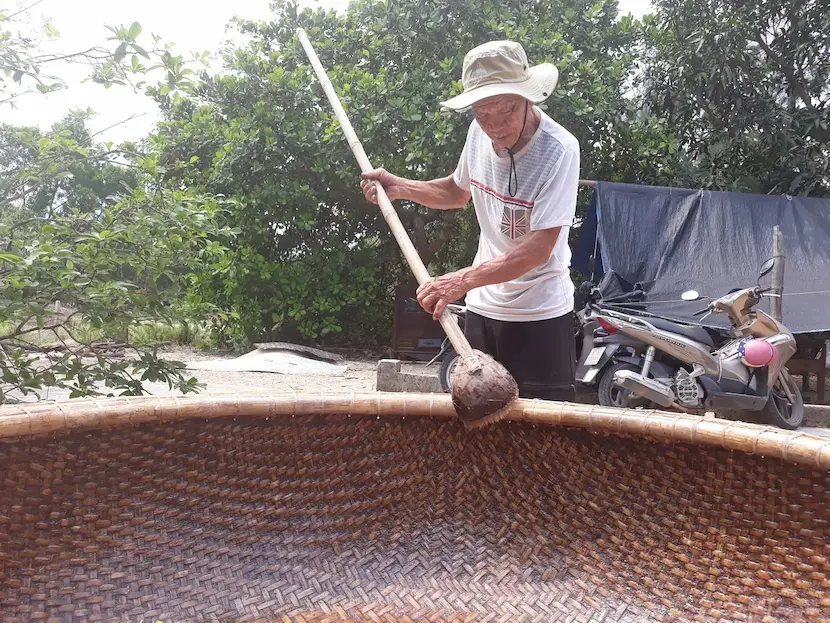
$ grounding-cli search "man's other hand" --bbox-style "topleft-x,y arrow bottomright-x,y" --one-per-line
361,168 -> 406,203
417,270 -> 469,321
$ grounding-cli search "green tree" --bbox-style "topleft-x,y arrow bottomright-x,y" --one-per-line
0,115 -> 240,402
0,5 -> 236,402
640,0 -> 830,195
1,1 -> 207,107
151,0 -> 642,346
0,111 -> 139,223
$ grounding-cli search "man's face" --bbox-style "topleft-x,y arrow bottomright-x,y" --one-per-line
471,95 -> 529,153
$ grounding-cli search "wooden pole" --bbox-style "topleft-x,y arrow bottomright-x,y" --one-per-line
771,226 -> 785,321
297,28 -> 471,359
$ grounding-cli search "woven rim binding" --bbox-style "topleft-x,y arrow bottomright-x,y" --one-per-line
0,392 -> 827,471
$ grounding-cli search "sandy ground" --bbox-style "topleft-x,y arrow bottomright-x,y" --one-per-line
29,345 -> 435,402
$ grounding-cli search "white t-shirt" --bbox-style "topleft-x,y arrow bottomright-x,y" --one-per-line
452,107 -> 580,322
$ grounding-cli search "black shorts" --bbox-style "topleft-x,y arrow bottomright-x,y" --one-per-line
463,310 -> 576,401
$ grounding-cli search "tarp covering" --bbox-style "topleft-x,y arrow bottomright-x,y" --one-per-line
573,182 -> 830,336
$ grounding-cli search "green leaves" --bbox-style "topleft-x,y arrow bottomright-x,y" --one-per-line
641,0 -> 829,196
133,44 -> 151,60
1,9 -> 172,105
128,22 -> 143,41
141,0 -> 654,347
0,253 -> 23,265
0,113 -> 238,402
114,43 -> 128,62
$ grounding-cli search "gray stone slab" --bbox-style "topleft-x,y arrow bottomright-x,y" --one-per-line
376,359 -> 442,393
804,404 -> 830,427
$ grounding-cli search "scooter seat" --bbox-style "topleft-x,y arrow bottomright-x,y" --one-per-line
647,318 -> 714,347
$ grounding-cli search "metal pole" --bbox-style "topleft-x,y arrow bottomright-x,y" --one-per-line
771,226 -> 785,321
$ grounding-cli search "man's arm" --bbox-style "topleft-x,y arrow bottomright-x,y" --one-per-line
418,142 -> 579,319
361,169 -> 471,210
397,175 -> 472,210
461,226 -> 562,288
417,227 -> 562,319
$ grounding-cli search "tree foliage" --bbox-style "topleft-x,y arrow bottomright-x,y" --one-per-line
0,112 -> 240,402
0,6 -> 239,401
641,0 -> 830,195
1,111 -> 139,221
0,1 -> 207,107
151,0 -> 643,345
3,0 -> 829,395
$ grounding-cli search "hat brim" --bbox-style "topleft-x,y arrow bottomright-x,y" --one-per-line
439,63 -> 559,110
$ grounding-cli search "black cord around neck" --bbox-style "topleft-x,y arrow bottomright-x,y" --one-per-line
506,102 -> 530,198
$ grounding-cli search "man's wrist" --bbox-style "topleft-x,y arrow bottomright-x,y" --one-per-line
395,177 -> 414,202
459,265 -> 484,291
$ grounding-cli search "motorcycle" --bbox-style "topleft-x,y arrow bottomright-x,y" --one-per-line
576,283 -> 734,410
585,259 -> 803,429
575,282 -> 659,408
576,281 -> 734,405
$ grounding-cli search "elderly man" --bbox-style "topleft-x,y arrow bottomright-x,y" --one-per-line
361,40 -> 580,401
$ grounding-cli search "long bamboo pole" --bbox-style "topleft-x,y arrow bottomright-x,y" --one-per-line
0,393 -> 827,470
296,28 -> 472,359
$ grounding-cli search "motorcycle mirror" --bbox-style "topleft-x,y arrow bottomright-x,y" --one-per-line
681,290 -> 700,301
758,258 -> 775,279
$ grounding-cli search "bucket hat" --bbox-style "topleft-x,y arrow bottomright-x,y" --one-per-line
440,40 -> 559,110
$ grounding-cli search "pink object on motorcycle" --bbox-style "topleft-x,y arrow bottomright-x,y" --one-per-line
741,338 -> 779,367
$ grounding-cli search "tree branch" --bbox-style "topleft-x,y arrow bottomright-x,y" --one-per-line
3,339 -> 57,353
0,89 -> 40,105
28,47 -> 115,65
755,35 -> 816,111
3,0 -> 45,21
0,310 -> 81,343
90,113 -> 147,139
47,182 -> 61,219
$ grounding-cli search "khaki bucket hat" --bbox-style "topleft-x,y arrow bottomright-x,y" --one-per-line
440,40 -> 559,110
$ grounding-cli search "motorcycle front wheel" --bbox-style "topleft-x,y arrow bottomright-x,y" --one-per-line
760,373 -> 804,430
439,348 -> 459,393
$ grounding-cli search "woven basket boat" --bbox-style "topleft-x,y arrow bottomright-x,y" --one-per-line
0,392 -> 828,623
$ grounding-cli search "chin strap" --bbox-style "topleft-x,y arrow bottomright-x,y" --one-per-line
505,102 -> 530,198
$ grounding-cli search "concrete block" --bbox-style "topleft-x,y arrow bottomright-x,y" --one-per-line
376,359 -> 443,393
804,404 -> 830,427
376,359 -> 402,392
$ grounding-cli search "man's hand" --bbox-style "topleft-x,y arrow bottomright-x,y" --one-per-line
417,270 -> 469,321
415,228 -> 563,321
361,168 -> 407,204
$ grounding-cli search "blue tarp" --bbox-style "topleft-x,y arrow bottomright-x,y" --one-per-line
572,182 -> 830,336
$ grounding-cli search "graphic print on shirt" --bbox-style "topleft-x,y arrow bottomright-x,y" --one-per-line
500,204 -> 531,240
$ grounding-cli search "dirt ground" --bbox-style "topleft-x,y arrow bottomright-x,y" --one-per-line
29,344 -> 437,402
18,344 -> 830,419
